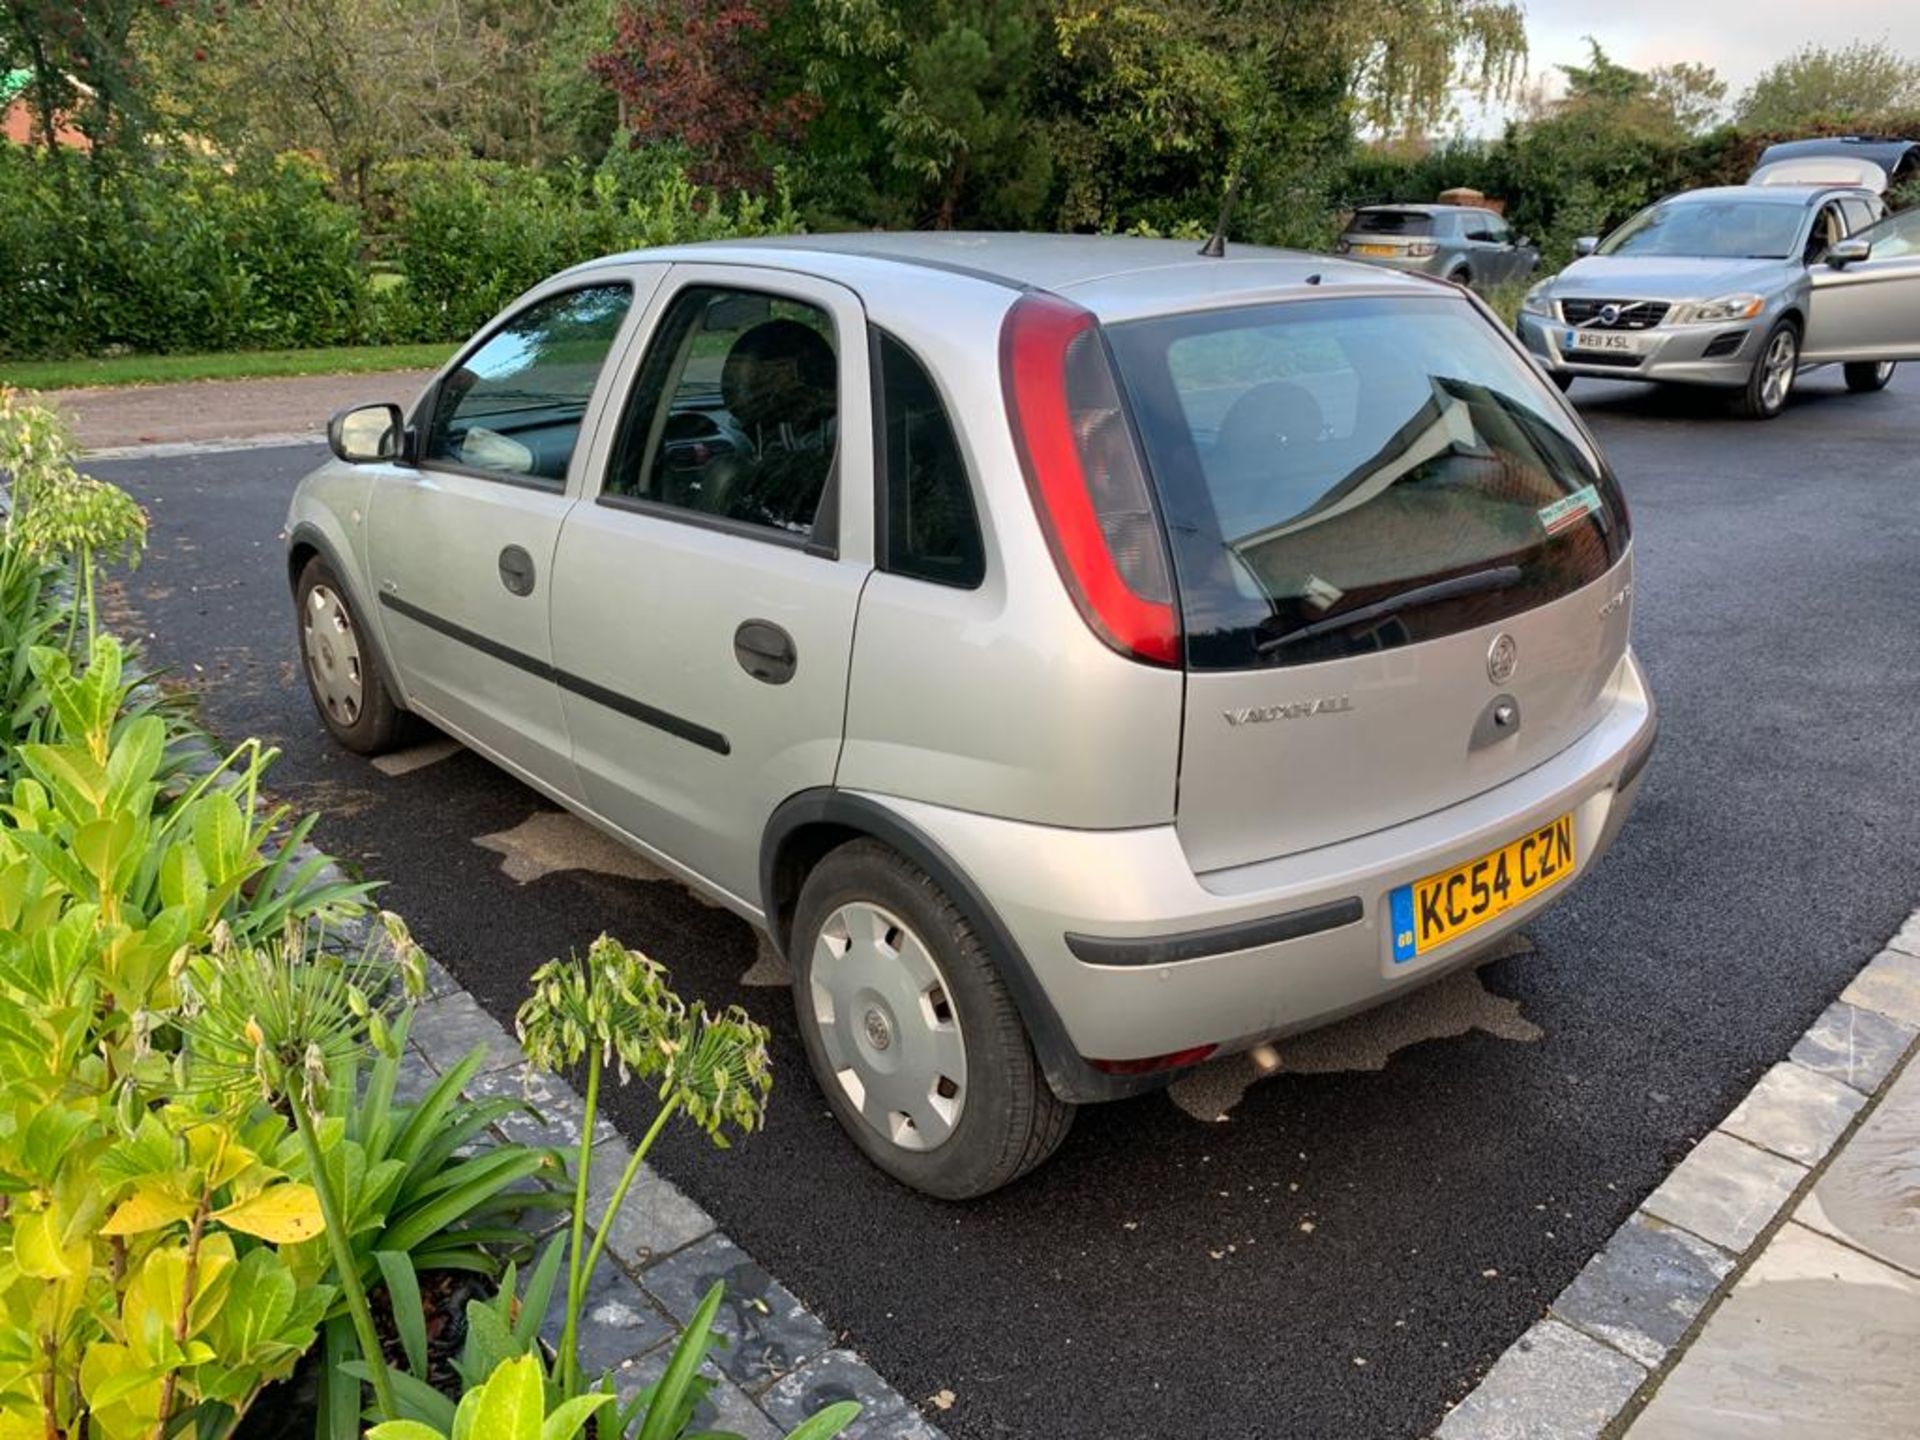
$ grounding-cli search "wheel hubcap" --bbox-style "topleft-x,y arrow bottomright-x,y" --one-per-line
302,584 -> 364,727
809,902 -> 967,1152
1761,331 -> 1797,410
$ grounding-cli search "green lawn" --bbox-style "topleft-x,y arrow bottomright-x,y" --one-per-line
0,343 -> 456,391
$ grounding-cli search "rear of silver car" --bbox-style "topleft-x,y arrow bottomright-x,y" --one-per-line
868,271 -> 1654,1082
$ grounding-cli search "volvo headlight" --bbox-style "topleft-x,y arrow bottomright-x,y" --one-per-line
1673,293 -> 1765,324
1520,283 -> 1554,318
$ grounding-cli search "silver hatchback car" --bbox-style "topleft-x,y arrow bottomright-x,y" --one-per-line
289,234 -> 1656,1197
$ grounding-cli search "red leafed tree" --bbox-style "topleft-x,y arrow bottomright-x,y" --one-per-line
592,0 -> 815,191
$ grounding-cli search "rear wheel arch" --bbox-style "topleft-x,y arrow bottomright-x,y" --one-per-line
759,789 -> 1160,1106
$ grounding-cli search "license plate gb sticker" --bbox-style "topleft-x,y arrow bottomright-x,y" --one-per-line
1390,886 -> 1418,964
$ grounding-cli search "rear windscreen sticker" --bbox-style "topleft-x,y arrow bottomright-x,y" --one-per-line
1537,484 -> 1601,537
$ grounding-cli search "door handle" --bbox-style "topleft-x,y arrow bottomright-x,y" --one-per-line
733,619 -> 797,685
498,545 -> 536,597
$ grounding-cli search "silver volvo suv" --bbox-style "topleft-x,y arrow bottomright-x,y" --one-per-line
289,234 -> 1657,1197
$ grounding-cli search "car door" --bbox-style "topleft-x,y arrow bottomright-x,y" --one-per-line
365,273 -> 661,790
1805,206 -> 1920,363
547,266 -> 873,907
1474,211 -> 1522,284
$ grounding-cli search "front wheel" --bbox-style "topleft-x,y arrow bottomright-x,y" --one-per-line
295,555 -> 406,754
1733,320 -> 1800,419
790,839 -> 1074,1199
1844,360 -> 1897,393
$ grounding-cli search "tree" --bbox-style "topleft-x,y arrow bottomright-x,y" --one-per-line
1648,62 -> 1726,136
593,0 -> 815,192
1737,41 -> 1920,129
0,0 -> 188,160
164,0 -> 505,202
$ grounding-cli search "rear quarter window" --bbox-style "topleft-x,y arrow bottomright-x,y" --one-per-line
1108,294 -> 1629,671
1351,211 -> 1434,236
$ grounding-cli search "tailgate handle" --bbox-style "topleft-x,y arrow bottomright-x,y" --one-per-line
734,619 -> 796,685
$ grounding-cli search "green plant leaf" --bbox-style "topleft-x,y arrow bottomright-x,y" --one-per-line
213,1182 -> 326,1243
375,1250 -> 429,1376
471,1353 -> 546,1440
637,1282 -> 725,1440
541,1393 -> 614,1440
513,1235 -> 567,1349
781,1401 -> 863,1440
366,1424 -> 447,1440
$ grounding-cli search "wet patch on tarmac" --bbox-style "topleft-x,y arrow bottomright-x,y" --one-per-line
1168,935 -> 1544,1124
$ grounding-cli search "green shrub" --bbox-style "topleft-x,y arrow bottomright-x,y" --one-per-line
374,159 -> 801,343
0,152 -> 373,359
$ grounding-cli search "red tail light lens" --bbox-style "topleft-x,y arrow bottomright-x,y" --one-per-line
1000,292 -> 1180,666
1089,1044 -> 1218,1077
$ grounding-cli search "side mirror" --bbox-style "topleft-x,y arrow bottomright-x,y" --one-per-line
328,403 -> 404,464
1826,238 -> 1871,269
1515,236 -> 1533,250
1573,236 -> 1599,258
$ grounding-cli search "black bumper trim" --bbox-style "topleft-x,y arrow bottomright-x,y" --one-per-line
1066,896 -> 1365,968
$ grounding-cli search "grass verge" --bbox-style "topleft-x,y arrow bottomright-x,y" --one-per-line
0,343 -> 455,391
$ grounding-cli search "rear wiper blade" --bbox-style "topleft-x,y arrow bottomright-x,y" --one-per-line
1255,565 -> 1524,654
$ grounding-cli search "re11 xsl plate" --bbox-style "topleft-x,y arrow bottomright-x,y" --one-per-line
1389,814 -> 1575,963
1565,329 -> 1642,353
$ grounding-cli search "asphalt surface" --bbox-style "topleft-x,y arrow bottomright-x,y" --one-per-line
97,365 -> 1920,1439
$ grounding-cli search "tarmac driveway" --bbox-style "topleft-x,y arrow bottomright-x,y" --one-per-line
94,365 -> 1920,1438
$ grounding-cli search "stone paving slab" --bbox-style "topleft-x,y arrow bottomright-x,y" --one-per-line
1433,1318 -> 1646,1440
1795,1058 -> 1920,1280
1626,1223 -> 1920,1439
1843,946 -> 1920,1028
761,1349 -> 940,1440
641,1232 -> 835,1394
541,1258 -> 676,1376
1790,1000 -> 1918,1094
1719,1060 -> 1867,1165
615,1349 -> 782,1440
1551,1213 -> 1733,1368
407,989 -> 525,1075
1639,1131 -> 1806,1252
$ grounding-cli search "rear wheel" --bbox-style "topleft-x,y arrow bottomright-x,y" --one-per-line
295,555 -> 405,755
1844,360 -> 1896,393
790,839 -> 1074,1198
1447,266 -> 1473,289
1733,320 -> 1799,419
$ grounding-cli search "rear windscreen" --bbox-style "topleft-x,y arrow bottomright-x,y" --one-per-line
1349,211 -> 1434,236
1107,295 -> 1629,671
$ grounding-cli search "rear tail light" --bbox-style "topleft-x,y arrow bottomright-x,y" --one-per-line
1000,292 -> 1180,667
1408,241 -> 1438,258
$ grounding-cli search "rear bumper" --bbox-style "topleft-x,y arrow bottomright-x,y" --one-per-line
869,650 -> 1655,1095
1517,312 -> 1761,387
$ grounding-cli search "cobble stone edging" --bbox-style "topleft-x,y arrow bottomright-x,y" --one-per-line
317,892 -> 946,1439
1434,918 -> 1920,1440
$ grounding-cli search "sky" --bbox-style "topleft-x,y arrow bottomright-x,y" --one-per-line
1457,0 -> 1920,133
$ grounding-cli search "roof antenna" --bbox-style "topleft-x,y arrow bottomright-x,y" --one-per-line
1199,166 -> 1246,258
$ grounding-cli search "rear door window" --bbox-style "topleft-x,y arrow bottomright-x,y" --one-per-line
1107,295 -> 1628,671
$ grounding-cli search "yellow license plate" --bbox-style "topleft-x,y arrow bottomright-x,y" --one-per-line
1389,814 -> 1576,963
1354,243 -> 1398,256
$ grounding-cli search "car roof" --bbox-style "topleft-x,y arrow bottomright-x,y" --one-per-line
1757,135 -> 1919,178
567,231 -> 1432,309
1351,203 -> 1482,214
1663,184 -> 1872,207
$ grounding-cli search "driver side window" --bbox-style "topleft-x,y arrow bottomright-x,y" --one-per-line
604,285 -> 839,541
423,284 -> 632,488
1804,204 -> 1845,265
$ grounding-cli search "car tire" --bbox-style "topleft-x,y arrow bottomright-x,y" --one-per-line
1448,266 -> 1473,289
1733,319 -> 1800,419
294,554 -> 407,755
1844,360 -> 1896,393
790,838 -> 1075,1199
